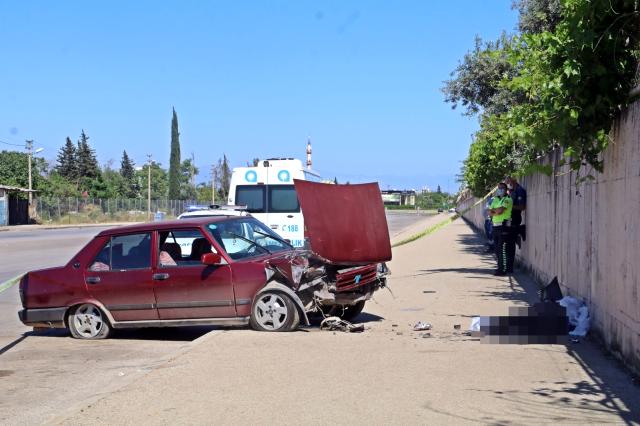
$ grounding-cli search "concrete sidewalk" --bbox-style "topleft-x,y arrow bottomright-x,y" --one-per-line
56,220 -> 640,425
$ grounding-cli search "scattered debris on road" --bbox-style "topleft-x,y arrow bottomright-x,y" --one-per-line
413,321 -> 432,331
320,316 -> 365,333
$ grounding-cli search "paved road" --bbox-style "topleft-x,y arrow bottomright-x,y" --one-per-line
57,219 -> 640,425
0,212 -> 431,424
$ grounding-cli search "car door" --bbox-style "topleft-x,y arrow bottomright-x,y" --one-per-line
85,232 -> 158,321
153,228 -> 235,320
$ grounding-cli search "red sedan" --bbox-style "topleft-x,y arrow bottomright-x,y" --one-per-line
18,181 -> 391,339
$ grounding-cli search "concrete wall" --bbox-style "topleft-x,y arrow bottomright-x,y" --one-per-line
458,101 -> 640,374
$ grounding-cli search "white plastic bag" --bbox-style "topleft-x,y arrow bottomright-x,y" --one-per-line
469,316 -> 481,332
558,296 -> 590,337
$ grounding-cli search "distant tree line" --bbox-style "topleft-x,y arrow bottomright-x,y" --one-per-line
0,109 -> 233,201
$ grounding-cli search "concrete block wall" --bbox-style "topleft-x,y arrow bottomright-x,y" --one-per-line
457,102 -> 640,374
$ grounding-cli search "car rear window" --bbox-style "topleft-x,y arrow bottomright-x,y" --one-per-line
89,233 -> 152,271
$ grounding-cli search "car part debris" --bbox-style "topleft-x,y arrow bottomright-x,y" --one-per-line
539,276 -> 563,302
320,316 -> 364,333
413,321 -> 432,331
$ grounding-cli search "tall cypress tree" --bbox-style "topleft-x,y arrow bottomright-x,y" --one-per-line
76,130 -> 99,179
168,108 -> 181,199
220,154 -> 231,198
56,137 -> 78,180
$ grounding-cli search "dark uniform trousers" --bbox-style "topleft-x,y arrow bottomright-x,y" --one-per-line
507,214 -> 522,270
494,224 -> 515,273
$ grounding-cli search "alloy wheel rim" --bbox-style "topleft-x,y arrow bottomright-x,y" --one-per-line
73,304 -> 104,338
255,294 -> 288,330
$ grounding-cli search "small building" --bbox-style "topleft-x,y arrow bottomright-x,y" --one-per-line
381,190 -> 416,206
0,185 -> 34,226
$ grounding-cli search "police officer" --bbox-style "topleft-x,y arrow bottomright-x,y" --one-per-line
488,182 -> 514,276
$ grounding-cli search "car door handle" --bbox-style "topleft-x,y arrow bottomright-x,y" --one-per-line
86,276 -> 101,284
153,273 -> 170,281
287,215 -> 294,218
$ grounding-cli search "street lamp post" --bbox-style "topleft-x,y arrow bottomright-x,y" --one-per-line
25,140 -> 44,207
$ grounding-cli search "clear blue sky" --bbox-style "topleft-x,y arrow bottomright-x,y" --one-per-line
0,1 -> 517,192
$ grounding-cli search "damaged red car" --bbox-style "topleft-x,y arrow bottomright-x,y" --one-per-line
18,181 -> 391,338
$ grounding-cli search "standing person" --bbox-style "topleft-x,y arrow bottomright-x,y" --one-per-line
506,176 -> 527,248
483,195 -> 494,252
488,182 -> 513,276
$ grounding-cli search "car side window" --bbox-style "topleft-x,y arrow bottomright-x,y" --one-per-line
88,233 -> 152,271
89,240 -> 111,271
158,229 -> 214,267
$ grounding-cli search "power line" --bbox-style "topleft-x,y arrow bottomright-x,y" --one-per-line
0,139 -> 26,147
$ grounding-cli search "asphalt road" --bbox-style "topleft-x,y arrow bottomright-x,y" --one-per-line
0,212 -> 431,424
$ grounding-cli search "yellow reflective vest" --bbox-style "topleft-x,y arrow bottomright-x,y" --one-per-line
490,196 -> 513,225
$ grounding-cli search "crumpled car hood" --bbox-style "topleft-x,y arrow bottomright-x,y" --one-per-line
294,180 -> 392,265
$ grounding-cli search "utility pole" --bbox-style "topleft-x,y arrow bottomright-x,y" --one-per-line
147,154 -> 152,220
25,140 -> 44,211
211,164 -> 217,205
26,140 -> 33,206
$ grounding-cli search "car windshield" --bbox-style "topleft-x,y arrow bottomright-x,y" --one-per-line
206,218 -> 292,260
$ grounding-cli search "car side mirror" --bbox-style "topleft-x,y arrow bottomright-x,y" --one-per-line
201,252 -> 223,265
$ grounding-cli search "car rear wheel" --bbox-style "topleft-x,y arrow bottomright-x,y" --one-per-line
250,292 -> 299,332
68,303 -> 111,339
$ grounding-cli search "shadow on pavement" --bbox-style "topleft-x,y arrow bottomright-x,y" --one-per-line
456,234 -> 496,259
307,311 -> 385,327
458,222 -> 640,423
5,326 -> 220,345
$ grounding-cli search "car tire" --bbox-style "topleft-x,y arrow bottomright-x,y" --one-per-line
68,303 -> 112,339
324,301 -> 366,321
250,291 -> 300,332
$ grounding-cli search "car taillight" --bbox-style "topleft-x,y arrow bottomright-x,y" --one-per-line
19,274 -> 27,307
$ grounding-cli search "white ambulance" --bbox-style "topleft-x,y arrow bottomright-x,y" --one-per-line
227,158 -> 322,248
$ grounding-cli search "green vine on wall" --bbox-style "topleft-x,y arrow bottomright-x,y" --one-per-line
445,0 -> 639,196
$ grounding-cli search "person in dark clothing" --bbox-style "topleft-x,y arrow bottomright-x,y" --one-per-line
505,176 -> 526,229
483,195 -> 495,252
505,177 -> 526,272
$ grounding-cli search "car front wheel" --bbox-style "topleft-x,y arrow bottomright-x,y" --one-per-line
250,292 -> 300,332
68,303 -> 112,339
